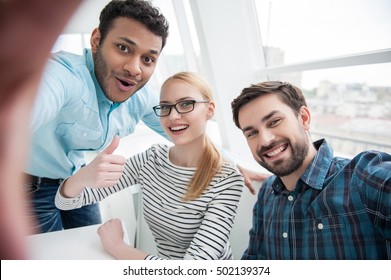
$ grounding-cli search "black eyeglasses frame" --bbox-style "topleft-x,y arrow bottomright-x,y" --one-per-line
152,100 -> 210,117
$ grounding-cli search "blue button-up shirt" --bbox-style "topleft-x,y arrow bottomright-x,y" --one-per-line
27,49 -> 166,179
242,139 -> 391,259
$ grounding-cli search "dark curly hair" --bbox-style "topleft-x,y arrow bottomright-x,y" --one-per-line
98,0 -> 169,49
231,81 -> 307,129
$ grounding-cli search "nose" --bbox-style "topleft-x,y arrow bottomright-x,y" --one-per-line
168,107 -> 181,120
258,129 -> 275,148
123,57 -> 141,77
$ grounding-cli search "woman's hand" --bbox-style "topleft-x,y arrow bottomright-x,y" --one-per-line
97,219 -> 126,256
97,219 -> 148,260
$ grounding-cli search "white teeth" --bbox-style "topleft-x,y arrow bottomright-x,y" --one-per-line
170,125 -> 188,131
267,146 -> 285,157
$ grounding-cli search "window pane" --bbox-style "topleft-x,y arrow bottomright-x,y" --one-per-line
266,63 -> 391,156
153,0 -> 187,73
255,0 -> 391,65
152,0 -> 201,78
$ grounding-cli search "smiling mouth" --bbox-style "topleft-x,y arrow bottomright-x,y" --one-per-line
170,125 -> 189,132
264,143 -> 288,158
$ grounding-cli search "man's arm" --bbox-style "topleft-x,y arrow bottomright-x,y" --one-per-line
0,0 -> 82,260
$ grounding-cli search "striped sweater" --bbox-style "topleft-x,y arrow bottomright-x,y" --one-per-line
55,144 -> 244,260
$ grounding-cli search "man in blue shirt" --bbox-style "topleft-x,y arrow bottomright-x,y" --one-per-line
231,81 -> 391,259
26,0 -> 170,233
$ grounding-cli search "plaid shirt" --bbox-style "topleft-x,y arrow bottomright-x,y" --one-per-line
242,139 -> 391,259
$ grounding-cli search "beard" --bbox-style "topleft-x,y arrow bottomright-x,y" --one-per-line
94,46 -> 109,98
256,137 -> 310,177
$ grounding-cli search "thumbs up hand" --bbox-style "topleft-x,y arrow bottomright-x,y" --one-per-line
102,134 -> 121,155
60,136 -> 126,198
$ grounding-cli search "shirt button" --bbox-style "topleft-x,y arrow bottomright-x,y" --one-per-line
83,133 -> 88,137
288,195 -> 294,201
282,232 -> 288,238
318,223 -> 324,230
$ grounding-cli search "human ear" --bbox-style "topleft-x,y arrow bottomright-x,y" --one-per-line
206,101 -> 215,120
90,28 -> 101,52
299,106 -> 311,130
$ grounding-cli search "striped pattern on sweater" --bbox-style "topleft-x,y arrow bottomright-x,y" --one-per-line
56,144 -> 244,260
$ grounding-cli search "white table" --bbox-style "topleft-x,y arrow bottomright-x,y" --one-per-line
25,222 -> 129,260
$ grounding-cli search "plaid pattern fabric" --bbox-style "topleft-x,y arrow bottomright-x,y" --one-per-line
242,139 -> 391,259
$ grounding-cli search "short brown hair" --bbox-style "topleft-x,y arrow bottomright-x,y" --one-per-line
231,81 -> 307,129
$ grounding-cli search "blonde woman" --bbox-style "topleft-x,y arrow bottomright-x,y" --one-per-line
55,72 -> 244,260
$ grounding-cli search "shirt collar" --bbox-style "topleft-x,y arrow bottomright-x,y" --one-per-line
272,139 -> 333,193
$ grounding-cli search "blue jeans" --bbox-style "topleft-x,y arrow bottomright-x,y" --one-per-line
29,182 -> 101,233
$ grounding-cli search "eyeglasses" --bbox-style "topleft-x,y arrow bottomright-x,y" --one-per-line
153,100 -> 210,117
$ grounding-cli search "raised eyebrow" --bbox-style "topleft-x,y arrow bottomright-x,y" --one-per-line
241,126 -> 255,133
119,37 -> 136,47
159,97 -> 194,104
241,110 -> 281,132
158,102 -> 172,106
262,110 -> 284,122
148,49 -> 159,56
119,37 -> 160,55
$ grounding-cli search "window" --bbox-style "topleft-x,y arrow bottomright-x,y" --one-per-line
255,0 -> 391,156
255,0 -> 391,65
151,0 -> 201,85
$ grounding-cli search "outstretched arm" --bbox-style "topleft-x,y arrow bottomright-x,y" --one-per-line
0,0 -> 82,260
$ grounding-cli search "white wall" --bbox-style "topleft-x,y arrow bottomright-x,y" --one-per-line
189,0 -> 266,161
62,0 -> 109,34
